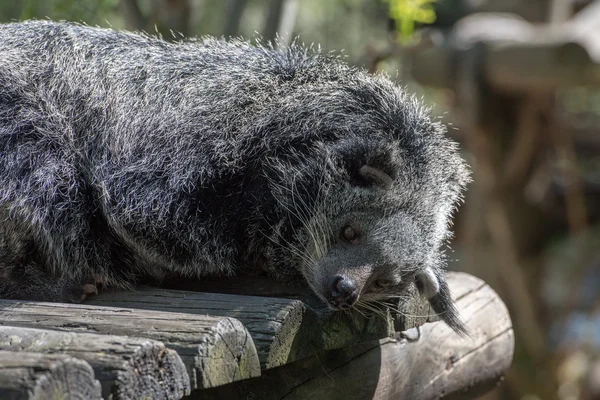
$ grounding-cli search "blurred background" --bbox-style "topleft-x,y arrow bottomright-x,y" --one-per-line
1,0 -> 599,399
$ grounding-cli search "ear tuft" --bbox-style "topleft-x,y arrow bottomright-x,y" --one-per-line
415,267 -> 440,299
358,165 -> 393,190
417,268 -> 470,337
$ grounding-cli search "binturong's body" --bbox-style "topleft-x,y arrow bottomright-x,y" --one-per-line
0,21 -> 470,334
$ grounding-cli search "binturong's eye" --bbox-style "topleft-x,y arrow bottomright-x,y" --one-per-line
341,225 -> 359,244
373,279 -> 393,290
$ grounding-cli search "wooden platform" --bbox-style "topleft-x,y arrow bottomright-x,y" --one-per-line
0,272 -> 513,400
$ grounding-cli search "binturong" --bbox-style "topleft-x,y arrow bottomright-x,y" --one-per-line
0,21 -> 471,335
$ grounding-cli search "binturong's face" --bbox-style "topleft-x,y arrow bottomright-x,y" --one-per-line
265,135 -> 470,336
297,162 -> 468,336
305,203 -> 436,311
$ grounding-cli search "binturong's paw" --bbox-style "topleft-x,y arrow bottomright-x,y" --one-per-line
80,283 -> 98,301
68,275 -> 105,303
0,266 -> 107,303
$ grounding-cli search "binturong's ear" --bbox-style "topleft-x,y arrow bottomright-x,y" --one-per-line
416,267 -> 470,337
333,138 -> 397,190
358,165 -> 393,190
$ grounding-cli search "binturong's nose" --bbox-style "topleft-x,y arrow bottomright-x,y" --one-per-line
327,275 -> 358,309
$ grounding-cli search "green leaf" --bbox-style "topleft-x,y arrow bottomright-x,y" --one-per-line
384,0 -> 438,42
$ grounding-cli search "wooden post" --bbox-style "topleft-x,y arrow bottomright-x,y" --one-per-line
0,326 -> 190,399
0,301 -> 260,390
0,350 -> 102,400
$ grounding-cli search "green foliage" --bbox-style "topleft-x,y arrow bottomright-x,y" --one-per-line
50,0 -> 118,21
384,0 -> 438,42
1,0 -> 118,25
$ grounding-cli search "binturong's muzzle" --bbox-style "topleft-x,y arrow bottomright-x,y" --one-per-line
326,274 -> 359,309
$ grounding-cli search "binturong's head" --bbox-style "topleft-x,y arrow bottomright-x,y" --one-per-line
253,47 -> 471,336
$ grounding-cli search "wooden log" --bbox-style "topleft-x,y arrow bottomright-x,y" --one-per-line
0,301 -> 260,390
409,12 -> 600,91
0,325 -> 190,399
0,350 -> 102,400
166,272 -> 456,332
90,273 -> 438,369
90,289 -> 308,370
90,287 -> 395,369
185,271 -> 450,333
565,0 -> 600,63
193,272 -> 514,400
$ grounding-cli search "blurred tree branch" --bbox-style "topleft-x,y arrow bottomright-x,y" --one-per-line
223,0 -> 248,38
262,0 -> 298,46
119,0 -> 191,37
263,0 -> 284,43
120,0 -> 146,30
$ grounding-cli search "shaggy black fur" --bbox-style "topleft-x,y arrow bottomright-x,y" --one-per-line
0,20 -> 470,334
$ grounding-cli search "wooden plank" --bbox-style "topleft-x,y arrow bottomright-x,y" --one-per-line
0,325 -> 190,399
91,272 -> 450,369
193,272 -> 513,400
89,289 -> 307,370
90,286 -> 398,368
0,301 -> 260,390
0,350 -> 102,400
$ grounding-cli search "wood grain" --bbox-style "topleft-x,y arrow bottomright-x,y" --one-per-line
89,288 -> 306,370
0,300 -> 260,390
0,325 -> 190,399
91,273 -> 439,369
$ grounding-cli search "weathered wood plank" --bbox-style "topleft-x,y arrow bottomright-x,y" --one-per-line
90,287 -> 398,369
192,272 -> 513,400
180,271 -> 469,340
89,289 -> 307,370
164,272 -> 469,331
0,350 -> 102,400
91,273 -> 444,369
0,301 -> 260,390
0,325 -> 190,399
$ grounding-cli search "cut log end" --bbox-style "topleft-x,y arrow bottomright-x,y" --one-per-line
261,300 -> 305,369
0,326 -> 191,399
195,317 -> 261,389
0,350 -> 102,400
0,301 -> 261,391
113,341 -> 191,399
